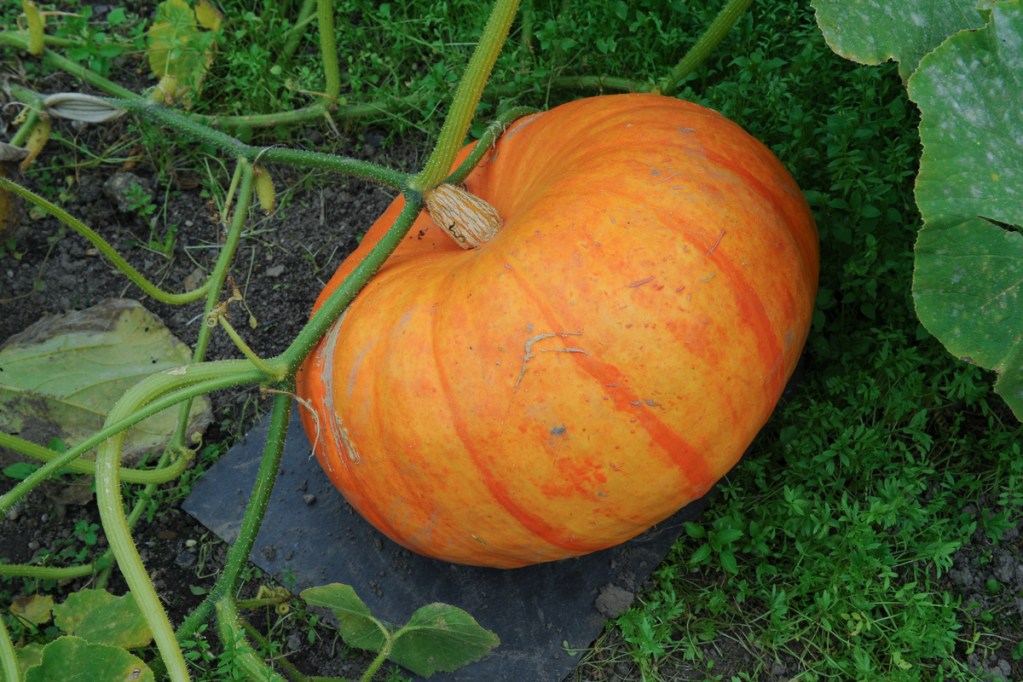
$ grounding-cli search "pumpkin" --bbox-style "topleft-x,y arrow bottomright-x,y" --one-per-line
296,93 -> 818,568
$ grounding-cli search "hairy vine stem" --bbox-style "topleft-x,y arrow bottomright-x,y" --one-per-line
0,361 -> 264,514
0,176 -> 211,305
93,362 -> 268,682
176,391 -> 293,642
410,0 -> 522,193
0,610 -> 18,682
659,0 -> 755,96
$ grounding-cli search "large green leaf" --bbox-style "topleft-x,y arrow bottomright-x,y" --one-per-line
300,583 -> 388,652
909,3 -> 1023,226
389,603 -> 500,677
146,0 -> 222,106
909,2 -> 1023,419
52,589 -> 153,650
0,298 -> 211,465
811,0 -> 986,79
23,636 -> 154,682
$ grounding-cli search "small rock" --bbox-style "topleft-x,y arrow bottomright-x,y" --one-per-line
303,494 -> 316,505
286,633 -> 302,652
595,584 -> 634,619
993,658 -> 1012,680
992,550 -> 1014,583
950,567 -> 975,588
265,264 -> 286,278
103,172 -> 151,213
174,551 -> 197,569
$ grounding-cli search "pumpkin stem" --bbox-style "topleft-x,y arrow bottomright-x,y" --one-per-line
424,183 -> 503,249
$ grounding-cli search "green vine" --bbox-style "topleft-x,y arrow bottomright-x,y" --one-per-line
410,0 -> 522,193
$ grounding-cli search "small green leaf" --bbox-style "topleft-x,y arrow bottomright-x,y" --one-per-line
714,528 -> 744,546
24,636 -> 154,682
719,550 -> 739,575
811,0 -> 986,79
389,603 -> 500,677
683,522 -> 706,539
3,461 -> 39,480
300,583 -> 388,652
107,7 -> 127,26
52,589 -> 153,649
690,544 -> 712,564
909,3 -> 1023,419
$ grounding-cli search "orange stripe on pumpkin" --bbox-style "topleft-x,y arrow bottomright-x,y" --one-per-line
703,148 -> 818,280
506,266 -> 717,497
429,299 -> 601,556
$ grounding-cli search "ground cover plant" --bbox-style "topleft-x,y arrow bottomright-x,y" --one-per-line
1,1 -> 1022,681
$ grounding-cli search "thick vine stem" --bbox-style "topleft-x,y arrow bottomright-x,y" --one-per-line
658,0 -> 754,96
279,194 -> 424,373
444,105 -> 538,186
215,598 -> 288,682
409,0 -> 521,193
107,99 -> 407,189
3,79 -> 404,189
0,563 -> 95,580
176,391 -> 293,642
94,362 -> 267,682
0,432 -> 190,484
316,0 -> 341,103
0,610 -> 18,682
0,176 -> 210,305
0,362 -> 262,514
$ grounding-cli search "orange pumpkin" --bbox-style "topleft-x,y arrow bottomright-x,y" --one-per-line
296,94 -> 818,568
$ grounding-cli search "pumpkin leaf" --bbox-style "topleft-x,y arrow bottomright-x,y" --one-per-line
15,643 -> 45,677
908,3 -> 1022,227
23,636 -> 154,682
300,583 -> 388,652
810,0 -> 986,80
11,594 -> 55,625
908,2 -> 1023,419
146,0 -> 220,106
388,603 -> 500,677
0,298 -> 212,468
52,589 -> 153,649
194,0 -> 223,31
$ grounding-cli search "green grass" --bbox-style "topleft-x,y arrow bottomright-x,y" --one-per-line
5,1 -> 1022,680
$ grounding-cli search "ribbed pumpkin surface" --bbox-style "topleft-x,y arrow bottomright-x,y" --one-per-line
296,93 -> 818,568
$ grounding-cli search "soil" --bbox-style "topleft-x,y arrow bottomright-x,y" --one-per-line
2,48 -> 1022,682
